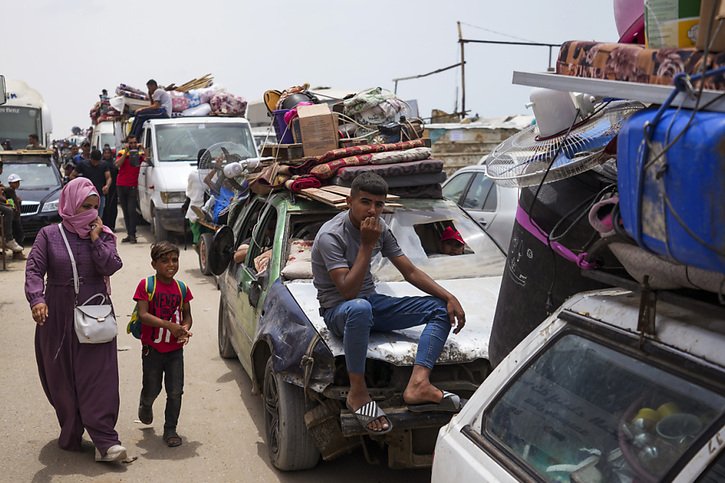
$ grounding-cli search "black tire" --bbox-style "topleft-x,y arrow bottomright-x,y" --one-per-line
151,206 -> 169,242
218,298 -> 236,359
198,232 -> 213,275
263,357 -> 320,471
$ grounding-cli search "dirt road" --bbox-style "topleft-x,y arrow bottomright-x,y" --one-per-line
0,224 -> 430,482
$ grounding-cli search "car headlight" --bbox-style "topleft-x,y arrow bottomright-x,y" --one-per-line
160,191 -> 187,204
41,199 -> 59,213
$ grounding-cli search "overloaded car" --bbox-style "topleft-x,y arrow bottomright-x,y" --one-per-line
210,192 -> 507,470
0,149 -> 62,239
432,287 -> 725,482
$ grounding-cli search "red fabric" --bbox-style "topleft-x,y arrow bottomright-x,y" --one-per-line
116,148 -> 145,187
285,176 -> 322,193
133,278 -> 194,353
441,226 -> 464,245
317,139 -> 425,164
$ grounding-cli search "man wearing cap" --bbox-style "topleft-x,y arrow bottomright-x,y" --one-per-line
440,226 -> 465,256
5,174 -> 25,255
0,164 -> 24,256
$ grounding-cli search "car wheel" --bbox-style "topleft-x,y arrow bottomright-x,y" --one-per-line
151,206 -> 168,242
263,357 -> 320,471
198,232 -> 213,275
218,298 -> 236,359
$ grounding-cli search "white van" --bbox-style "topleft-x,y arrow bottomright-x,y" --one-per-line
137,117 -> 258,241
91,120 -> 126,151
432,288 -> 725,482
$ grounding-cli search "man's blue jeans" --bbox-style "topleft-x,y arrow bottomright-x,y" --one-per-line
322,293 -> 451,374
129,108 -> 169,139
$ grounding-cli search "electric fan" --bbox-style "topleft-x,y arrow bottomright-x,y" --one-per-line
484,100 -> 644,188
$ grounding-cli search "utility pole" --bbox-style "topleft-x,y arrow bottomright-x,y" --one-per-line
457,21 -> 466,120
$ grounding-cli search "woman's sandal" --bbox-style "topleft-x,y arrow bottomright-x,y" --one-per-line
346,400 -> 393,436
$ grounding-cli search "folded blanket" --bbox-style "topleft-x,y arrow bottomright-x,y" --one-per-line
332,172 -> 446,189
335,159 -> 444,181
389,184 -> 444,199
284,176 -> 322,193
317,139 -> 426,164
310,154 -> 373,180
370,147 -> 430,165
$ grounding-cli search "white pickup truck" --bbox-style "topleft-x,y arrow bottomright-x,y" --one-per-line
137,117 -> 258,241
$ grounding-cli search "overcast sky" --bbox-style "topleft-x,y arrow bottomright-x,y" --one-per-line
2,0 -> 618,138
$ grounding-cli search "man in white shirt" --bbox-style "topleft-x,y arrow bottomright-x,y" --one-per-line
129,79 -> 172,139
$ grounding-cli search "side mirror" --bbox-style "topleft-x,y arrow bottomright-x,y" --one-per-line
0,75 -> 6,106
209,225 -> 234,275
248,280 -> 262,308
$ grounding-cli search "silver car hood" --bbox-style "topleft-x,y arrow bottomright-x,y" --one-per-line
286,276 -> 502,366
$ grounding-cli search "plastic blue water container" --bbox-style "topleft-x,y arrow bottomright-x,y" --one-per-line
617,107 -> 725,274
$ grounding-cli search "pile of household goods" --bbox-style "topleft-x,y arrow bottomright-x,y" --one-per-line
263,83 -> 424,149
88,74 -> 247,123
241,83 -> 432,205
485,0 -> 725,374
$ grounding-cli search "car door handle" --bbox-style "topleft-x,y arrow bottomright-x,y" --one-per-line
478,219 -> 488,226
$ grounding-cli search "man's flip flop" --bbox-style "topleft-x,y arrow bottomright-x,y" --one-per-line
163,432 -> 182,447
347,400 -> 393,436
407,391 -> 462,413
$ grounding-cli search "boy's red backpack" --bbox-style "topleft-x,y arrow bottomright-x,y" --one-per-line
126,276 -> 188,339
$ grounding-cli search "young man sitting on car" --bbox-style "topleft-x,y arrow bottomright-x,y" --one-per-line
311,172 -> 466,435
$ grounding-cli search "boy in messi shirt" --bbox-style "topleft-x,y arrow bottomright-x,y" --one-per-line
133,241 -> 193,447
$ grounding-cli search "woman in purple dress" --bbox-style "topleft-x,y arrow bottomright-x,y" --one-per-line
25,177 -> 127,462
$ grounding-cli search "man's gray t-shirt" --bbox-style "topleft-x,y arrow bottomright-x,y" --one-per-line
153,88 -> 172,116
312,211 -> 403,309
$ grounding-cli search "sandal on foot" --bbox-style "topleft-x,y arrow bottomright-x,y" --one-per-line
347,400 -> 393,436
163,432 -> 182,447
407,391 -> 462,413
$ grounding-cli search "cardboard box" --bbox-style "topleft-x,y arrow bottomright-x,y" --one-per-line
645,0 -> 702,48
294,104 -> 338,157
697,0 -> 725,51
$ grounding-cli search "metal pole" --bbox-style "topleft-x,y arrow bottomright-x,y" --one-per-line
458,21 -> 466,119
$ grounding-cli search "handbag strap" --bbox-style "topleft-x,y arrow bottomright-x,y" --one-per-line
58,223 -> 80,297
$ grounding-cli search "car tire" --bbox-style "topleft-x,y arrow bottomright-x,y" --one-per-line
263,357 -> 320,471
198,232 -> 213,275
151,205 -> 169,242
218,298 -> 236,359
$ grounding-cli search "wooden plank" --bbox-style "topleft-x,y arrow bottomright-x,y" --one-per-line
300,188 -> 346,205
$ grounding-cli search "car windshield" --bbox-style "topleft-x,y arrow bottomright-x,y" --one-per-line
481,334 -> 725,482
155,123 -> 256,162
0,161 -> 60,189
371,200 -> 506,281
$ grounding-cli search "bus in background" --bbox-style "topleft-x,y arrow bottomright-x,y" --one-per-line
0,79 -> 53,149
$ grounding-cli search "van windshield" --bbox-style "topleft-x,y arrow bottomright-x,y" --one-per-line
155,123 -> 256,162
0,106 -> 42,148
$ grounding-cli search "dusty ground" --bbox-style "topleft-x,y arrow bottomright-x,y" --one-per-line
0,223 -> 430,483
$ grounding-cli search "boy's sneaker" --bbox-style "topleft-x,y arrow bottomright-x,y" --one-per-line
6,239 -> 23,252
138,404 -> 153,424
95,444 -> 127,462
121,236 -> 137,244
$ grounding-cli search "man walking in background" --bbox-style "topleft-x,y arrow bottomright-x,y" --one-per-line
115,135 -> 144,243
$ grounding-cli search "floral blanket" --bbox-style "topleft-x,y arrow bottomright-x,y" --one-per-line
334,159 -> 444,182
556,40 -> 725,90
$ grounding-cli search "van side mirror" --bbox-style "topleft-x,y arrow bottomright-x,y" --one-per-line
0,76 -> 6,106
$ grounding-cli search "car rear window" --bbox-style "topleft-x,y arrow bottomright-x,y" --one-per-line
481,334 -> 725,482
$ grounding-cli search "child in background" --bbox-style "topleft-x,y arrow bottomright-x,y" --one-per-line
134,242 -> 193,447
440,226 -> 465,256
